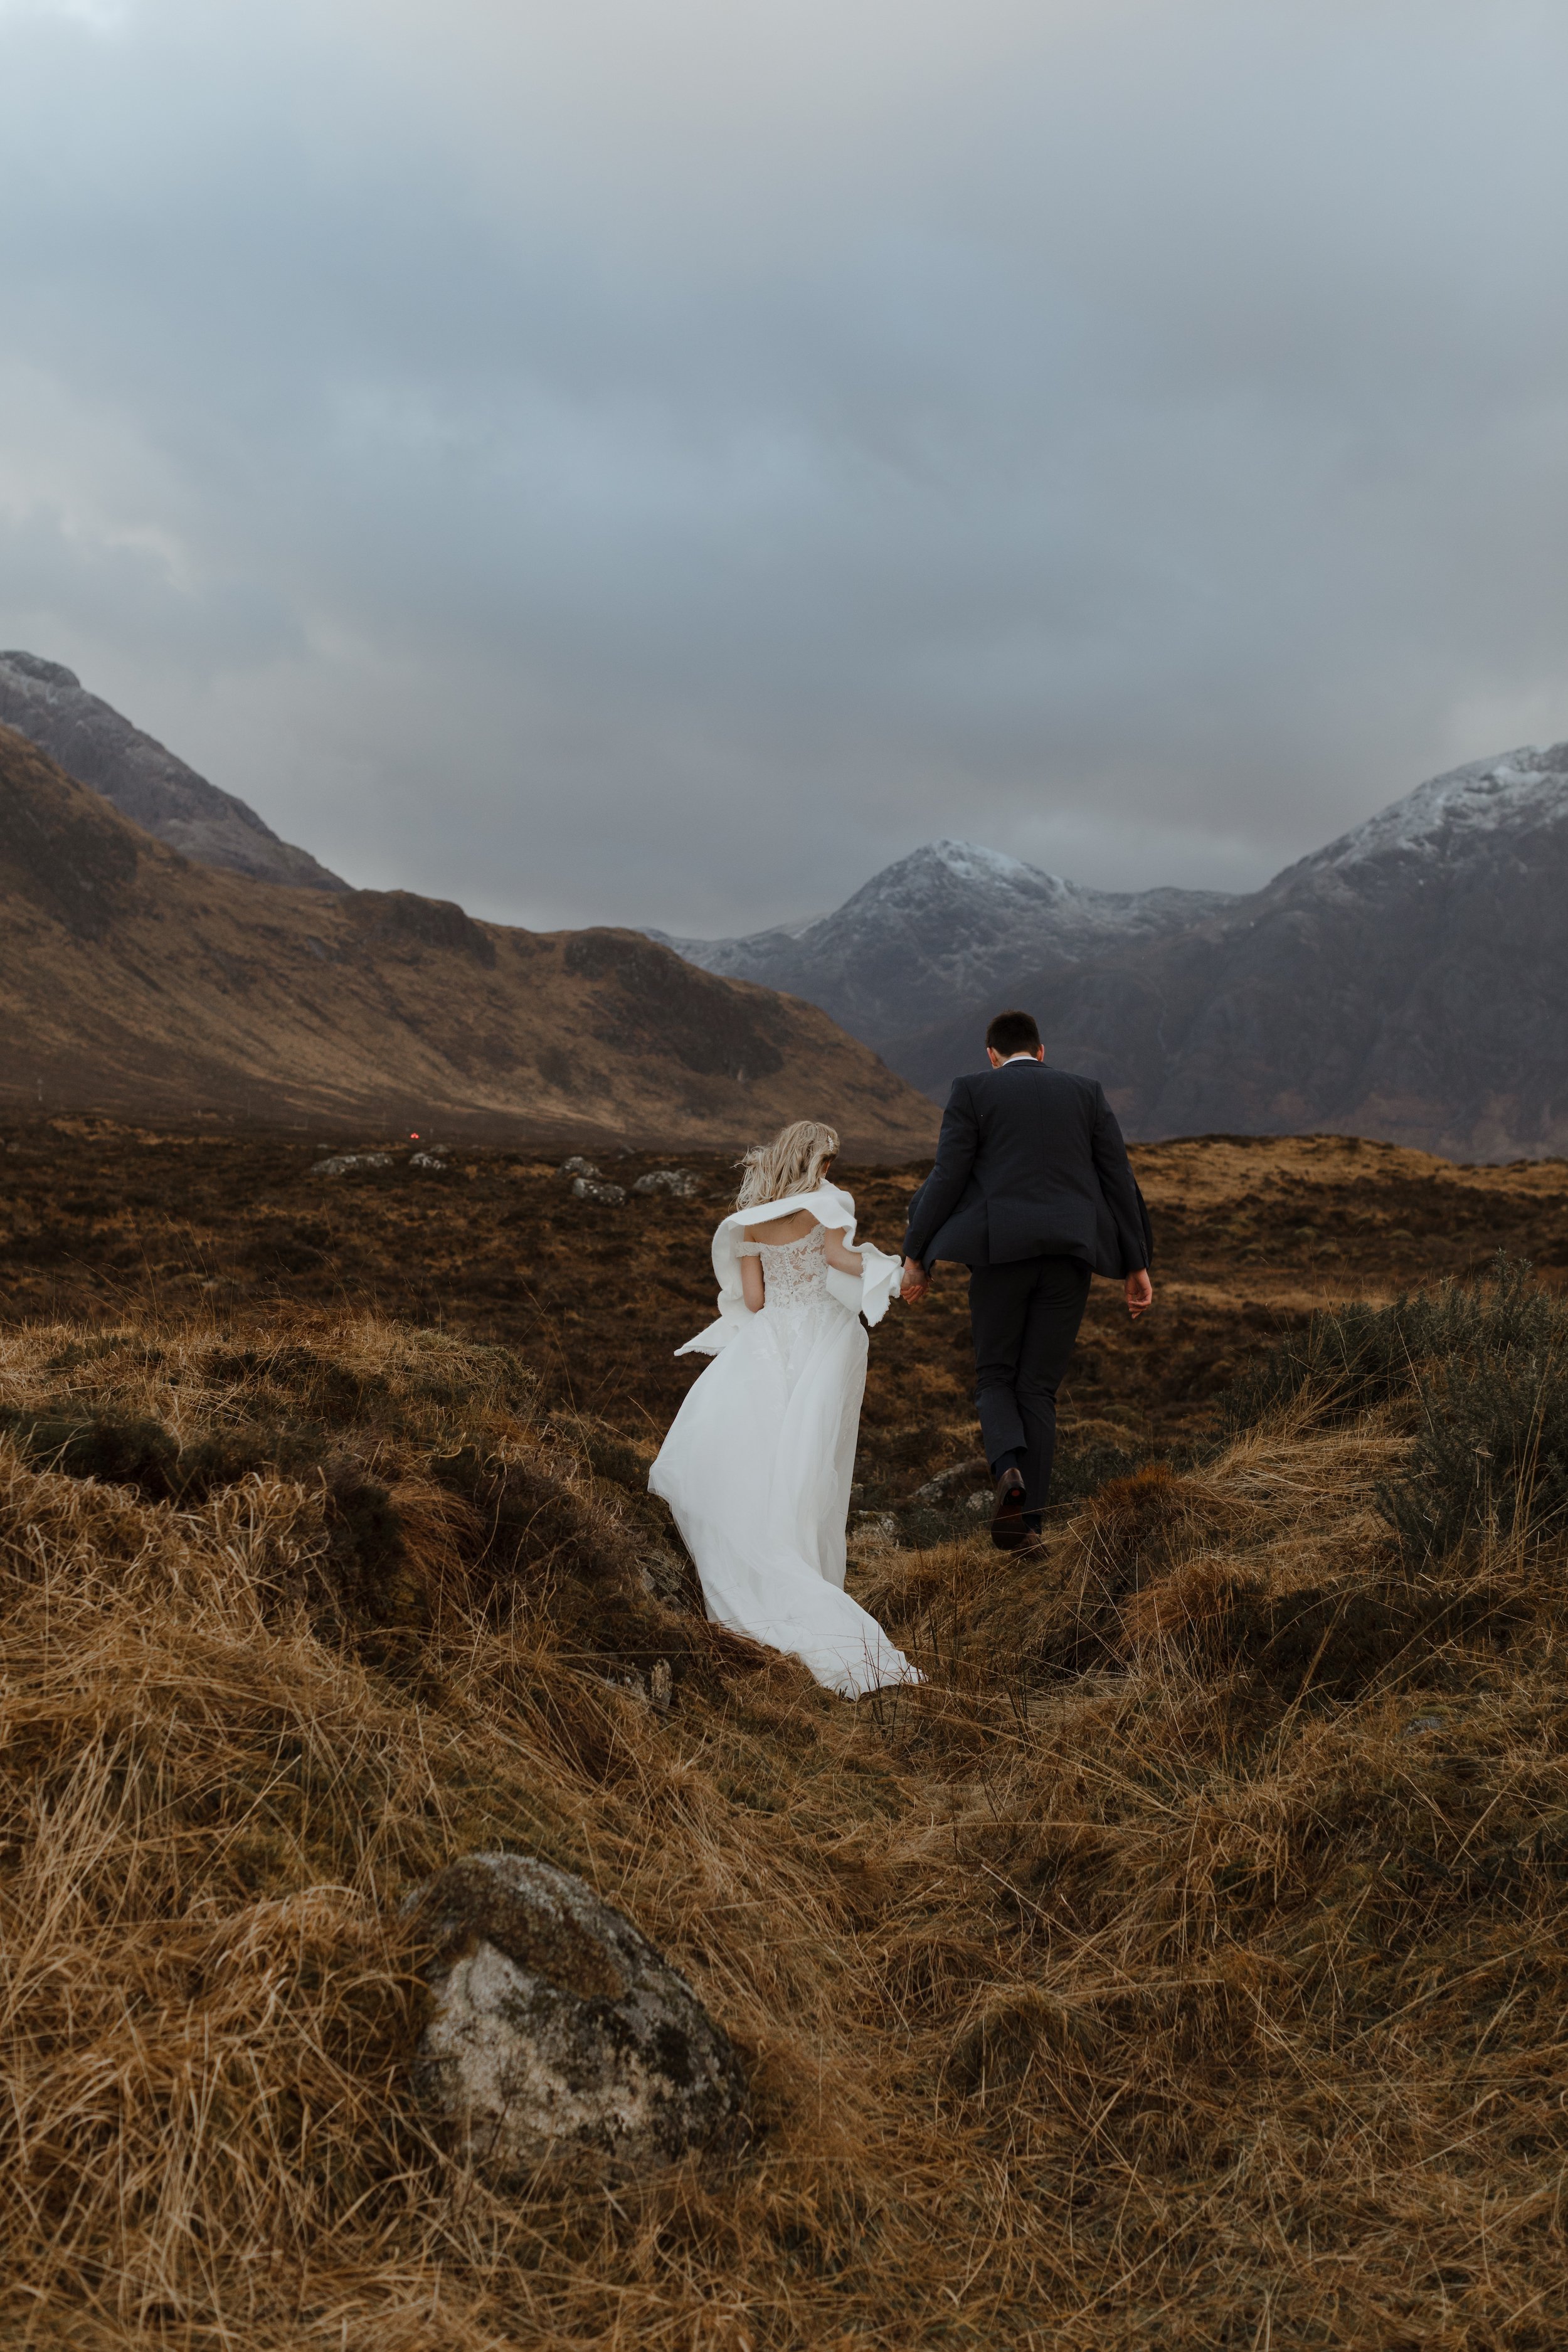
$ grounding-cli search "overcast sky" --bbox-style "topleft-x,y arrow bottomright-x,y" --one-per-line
3,0 -> 1567,935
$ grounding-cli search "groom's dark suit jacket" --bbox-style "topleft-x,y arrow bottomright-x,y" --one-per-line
903,1059 -> 1152,1278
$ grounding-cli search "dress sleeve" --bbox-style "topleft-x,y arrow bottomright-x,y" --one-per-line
734,1241 -> 764,1257
824,1241 -> 903,1327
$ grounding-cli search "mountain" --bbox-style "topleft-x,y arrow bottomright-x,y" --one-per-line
0,650 -> 346,892
657,748 -> 1568,1160
0,723 -> 936,1157
654,839 -> 1232,1043
895,745 -> 1568,1160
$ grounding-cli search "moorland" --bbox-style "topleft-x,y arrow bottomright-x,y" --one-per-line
3,1117 -> 1568,2347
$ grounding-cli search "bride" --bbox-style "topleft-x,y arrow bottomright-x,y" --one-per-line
649,1120 -> 922,1697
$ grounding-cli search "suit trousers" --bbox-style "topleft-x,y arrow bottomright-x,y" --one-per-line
968,1254 -> 1093,1516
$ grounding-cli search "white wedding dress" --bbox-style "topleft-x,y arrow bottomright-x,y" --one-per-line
649,1185 -> 921,1698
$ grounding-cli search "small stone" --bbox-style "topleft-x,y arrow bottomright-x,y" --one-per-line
911,1456 -> 990,1505
852,1511 -> 900,1545
409,1150 -> 449,1172
408,1853 -> 747,2178
310,1151 -> 393,1177
631,1168 -> 702,1200
572,1175 -> 627,1206
638,1542 -> 704,1615
558,1155 -> 599,1177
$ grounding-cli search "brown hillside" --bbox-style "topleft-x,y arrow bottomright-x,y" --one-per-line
0,723 -> 936,1157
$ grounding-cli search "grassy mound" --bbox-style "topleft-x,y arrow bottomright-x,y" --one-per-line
1,1296 -> 1566,2347
1225,1254 -> 1568,1557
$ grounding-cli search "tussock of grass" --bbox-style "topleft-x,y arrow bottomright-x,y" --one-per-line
1,1303 -> 1567,2346
1224,1251 -> 1561,1423
1226,1255 -> 1568,1560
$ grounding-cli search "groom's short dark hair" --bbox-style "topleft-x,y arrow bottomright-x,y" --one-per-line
986,1009 -> 1041,1057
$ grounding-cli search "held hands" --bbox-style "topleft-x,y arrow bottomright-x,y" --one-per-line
904,1260 -> 1150,1314
900,1256 -> 931,1306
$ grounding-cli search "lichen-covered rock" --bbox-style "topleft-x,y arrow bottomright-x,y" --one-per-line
311,1151 -> 393,1177
631,1167 -> 702,1200
408,1853 -> 747,2176
571,1175 -> 626,1206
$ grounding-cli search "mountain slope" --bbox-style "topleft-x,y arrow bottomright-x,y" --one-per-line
896,745 -> 1568,1158
655,839 -> 1233,1042
0,650 -> 347,892
0,723 -> 935,1155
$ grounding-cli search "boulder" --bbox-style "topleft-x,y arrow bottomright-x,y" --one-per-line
571,1175 -> 626,1206
311,1151 -> 392,1177
632,1167 -> 701,1200
409,1853 -> 747,2177
911,1456 -> 990,1505
558,1155 -> 599,1177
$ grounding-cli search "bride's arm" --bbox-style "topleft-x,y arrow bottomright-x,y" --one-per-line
820,1221 -> 864,1274
736,1237 -> 765,1311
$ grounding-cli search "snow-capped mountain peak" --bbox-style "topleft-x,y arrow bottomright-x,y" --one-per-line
920,839 -> 1055,887
830,839 -> 1074,926
1293,743 -> 1568,884
656,837 -> 1233,1043
652,736 -> 1568,1157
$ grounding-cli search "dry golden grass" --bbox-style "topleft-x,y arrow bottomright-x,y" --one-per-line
0,1311 -> 1565,2347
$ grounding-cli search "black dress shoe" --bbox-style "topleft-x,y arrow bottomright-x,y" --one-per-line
990,1466 -> 1027,1549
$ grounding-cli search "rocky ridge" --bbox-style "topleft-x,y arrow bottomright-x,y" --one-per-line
0,650 -> 346,892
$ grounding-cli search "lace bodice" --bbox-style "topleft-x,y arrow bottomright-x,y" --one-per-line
757,1223 -> 831,1311
674,1186 -> 901,1357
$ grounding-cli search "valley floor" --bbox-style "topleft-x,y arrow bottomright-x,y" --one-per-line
1,1123 -> 1567,2346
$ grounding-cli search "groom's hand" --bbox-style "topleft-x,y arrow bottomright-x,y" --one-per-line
1125,1269 -> 1153,1320
901,1257 -> 931,1305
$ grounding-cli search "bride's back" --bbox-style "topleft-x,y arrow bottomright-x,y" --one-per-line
743,1207 -> 821,1246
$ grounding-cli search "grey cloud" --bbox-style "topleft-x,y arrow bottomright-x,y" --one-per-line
1,0 -> 1567,933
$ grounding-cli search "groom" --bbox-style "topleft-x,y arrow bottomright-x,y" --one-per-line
901,1010 -> 1153,1554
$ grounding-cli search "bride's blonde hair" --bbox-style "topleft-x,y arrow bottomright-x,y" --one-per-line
736,1119 -> 840,1209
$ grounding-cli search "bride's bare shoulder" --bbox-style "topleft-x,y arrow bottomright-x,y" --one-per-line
742,1209 -> 819,1245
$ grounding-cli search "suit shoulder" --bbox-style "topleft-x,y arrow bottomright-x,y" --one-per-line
1045,1063 -> 1104,1101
